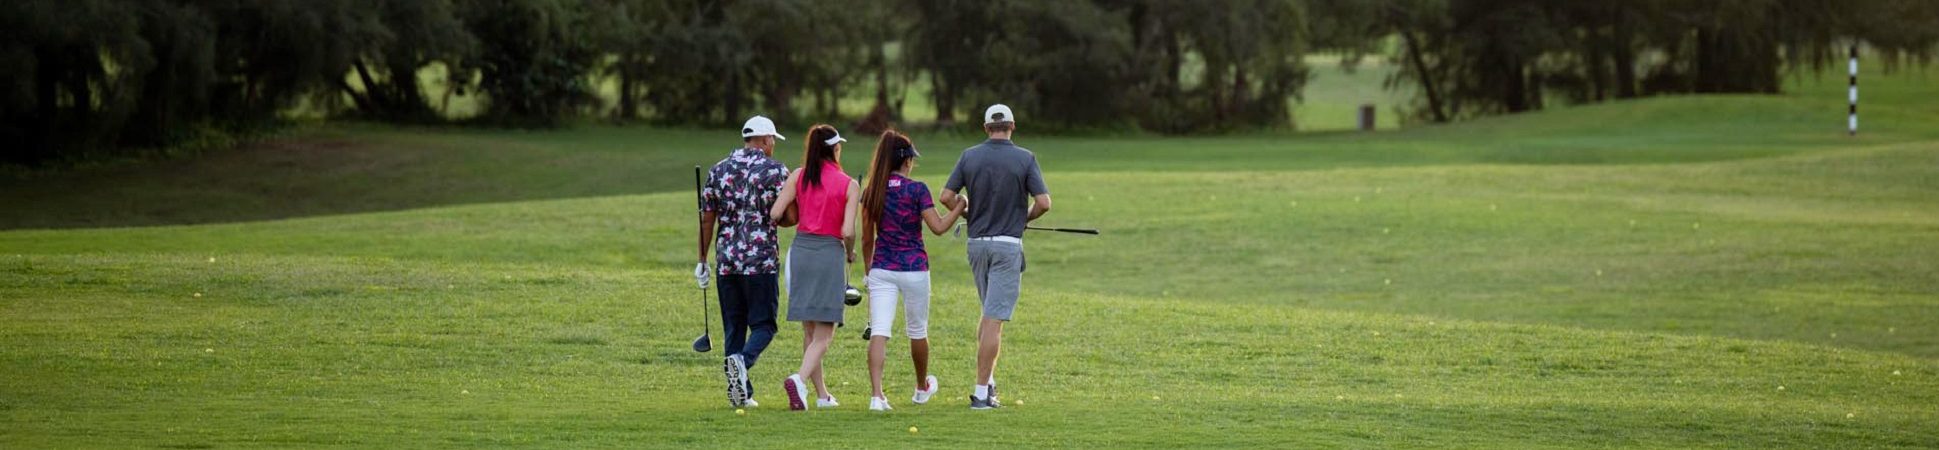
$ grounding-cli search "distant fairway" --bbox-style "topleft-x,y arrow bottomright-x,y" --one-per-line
2,66 -> 1937,448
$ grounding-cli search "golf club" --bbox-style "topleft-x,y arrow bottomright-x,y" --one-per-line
691,166 -> 712,353
1026,226 -> 1100,235
952,220 -> 1099,237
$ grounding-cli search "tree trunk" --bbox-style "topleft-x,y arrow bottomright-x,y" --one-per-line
933,74 -> 955,125
1612,19 -> 1638,98
1400,30 -> 1449,123
353,60 -> 386,113
617,56 -> 637,120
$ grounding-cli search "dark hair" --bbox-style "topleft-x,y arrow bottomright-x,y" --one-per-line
860,130 -> 916,235
799,124 -> 841,190
984,121 -> 1014,134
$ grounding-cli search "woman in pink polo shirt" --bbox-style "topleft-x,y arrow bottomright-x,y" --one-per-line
769,124 -> 861,411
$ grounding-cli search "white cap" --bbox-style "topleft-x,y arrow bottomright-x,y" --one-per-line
984,104 -> 1015,125
741,116 -> 786,140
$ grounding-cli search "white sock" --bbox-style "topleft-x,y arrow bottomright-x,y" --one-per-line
974,384 -> 991,399
986,376 -> 995,386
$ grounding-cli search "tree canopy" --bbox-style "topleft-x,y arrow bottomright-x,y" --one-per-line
4,0 -> 1934,164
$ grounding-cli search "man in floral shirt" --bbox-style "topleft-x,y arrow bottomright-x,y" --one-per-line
698,115 -> 792,408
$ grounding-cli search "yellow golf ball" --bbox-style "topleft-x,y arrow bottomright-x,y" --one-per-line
908,426 -> 918,434
735,409 -> 745,415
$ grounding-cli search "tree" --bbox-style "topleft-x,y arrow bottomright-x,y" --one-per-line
457,0 -> 601,126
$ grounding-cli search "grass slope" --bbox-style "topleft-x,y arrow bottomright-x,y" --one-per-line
2,65 -> 1937,448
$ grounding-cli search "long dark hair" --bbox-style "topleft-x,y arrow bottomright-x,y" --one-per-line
799,124 -> 841,191
860,130 -> 916,235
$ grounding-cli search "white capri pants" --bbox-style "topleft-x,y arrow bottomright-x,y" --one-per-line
864,269 -> 931,339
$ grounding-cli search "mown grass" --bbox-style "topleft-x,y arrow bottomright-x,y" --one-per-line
1,64 -> 1936,448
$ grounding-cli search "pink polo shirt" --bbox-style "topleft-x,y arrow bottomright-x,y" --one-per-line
796,161 -> 851,238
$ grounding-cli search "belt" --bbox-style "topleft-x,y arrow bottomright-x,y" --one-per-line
970,236 -> 1023,244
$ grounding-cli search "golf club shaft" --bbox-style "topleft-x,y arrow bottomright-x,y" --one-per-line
1026,226 -> 1100,235
693,166 -> 712,347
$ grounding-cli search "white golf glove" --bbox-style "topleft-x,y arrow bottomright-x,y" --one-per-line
694,262 -> 710,289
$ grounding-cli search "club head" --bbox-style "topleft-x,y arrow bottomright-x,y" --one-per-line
843,285 -> 863,306
692,334 -> 712,353
860,326 -> 872,341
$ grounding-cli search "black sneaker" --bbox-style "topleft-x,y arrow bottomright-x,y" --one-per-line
969,394 -> 995,410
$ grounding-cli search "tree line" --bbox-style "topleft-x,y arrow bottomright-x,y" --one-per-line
4,0 -> 1935,165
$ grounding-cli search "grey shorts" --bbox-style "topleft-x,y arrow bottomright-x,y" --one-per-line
967,240 -> 1024,321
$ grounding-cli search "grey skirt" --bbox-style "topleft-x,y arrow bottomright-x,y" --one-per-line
786,233 -> 847,323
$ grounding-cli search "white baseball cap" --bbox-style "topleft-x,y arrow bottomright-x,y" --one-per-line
741,115 -> 786,140
984,104 -> 1015,125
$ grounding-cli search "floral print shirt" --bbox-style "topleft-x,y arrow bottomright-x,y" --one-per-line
870,173 -> 935,272
702,148 -> 789,275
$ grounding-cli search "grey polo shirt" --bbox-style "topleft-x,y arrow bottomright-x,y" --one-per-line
944,138 -> 1049,239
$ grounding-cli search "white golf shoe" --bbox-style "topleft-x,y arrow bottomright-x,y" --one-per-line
816,395 -> 840,408
723,355 -> 748,407
869,396 -> 893,411
783,374 -> 807,411
911,375 -> 939,405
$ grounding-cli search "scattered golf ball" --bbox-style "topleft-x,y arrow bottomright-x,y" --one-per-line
736,409 -> 745,415
909,426 -> 918,434
207,257 -> 216,263
204,348 -> 213,353
1383,279 -> 1392,286
1290,201 -> 1298,207
842,381 -> 849,386
193,292 -> 202,298
1335,395 -> 1345,401
1692,222 -> 1701,230
1777,385 -> 1785,391
462,389 -> 470,394
1892,370 -> 1901,376
1012,399 -> 1023,406
1846,412 -> 1855,419
1152,396 -> 1161,401
1381,228 -> 1390,234
1595,269 -> 1603,277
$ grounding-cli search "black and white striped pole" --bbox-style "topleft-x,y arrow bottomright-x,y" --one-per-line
1848,45 -> 1858,136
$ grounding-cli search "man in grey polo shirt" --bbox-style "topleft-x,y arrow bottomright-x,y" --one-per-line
940,104 -> 1050,410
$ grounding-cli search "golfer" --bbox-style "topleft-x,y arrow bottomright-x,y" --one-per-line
940,104 -> 1049,410
769,124 -> 862,411
856,130 -> 965,411
699,115 -> 792,409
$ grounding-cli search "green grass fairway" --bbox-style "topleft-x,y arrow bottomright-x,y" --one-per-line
3,66 -> 1938,448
